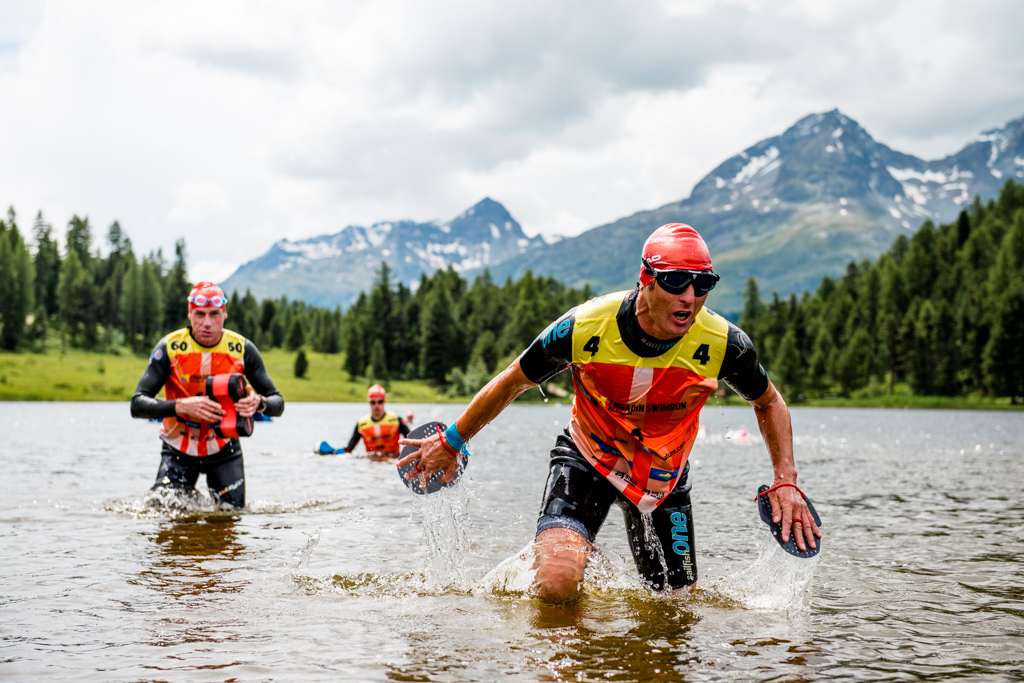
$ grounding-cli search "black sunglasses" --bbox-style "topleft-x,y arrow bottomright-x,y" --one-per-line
643,259 -> 720,296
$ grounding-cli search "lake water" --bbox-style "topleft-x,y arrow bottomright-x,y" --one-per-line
2,401 -> 1023,681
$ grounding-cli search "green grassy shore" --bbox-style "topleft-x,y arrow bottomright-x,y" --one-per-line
1,347 -> 1020,409
0,347 -> 456,403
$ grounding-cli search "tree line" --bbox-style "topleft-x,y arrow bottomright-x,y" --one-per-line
339,263 -> 593,394
5,178 -> 1020,402
0,209 -> 191,353
0,206 -> 592,395
738,178 -> 1024,403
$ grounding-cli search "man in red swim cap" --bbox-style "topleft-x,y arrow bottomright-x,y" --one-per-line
400,223 -> 821,601
340,384 -> 410,458
130,281 -> 285,507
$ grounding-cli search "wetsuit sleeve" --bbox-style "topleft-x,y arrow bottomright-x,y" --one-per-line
718,321 -> 771,401
518,307 -> 578,384
399,418 -> 410,437
346,424 -> 362,452
130,339 -> 177,419
243,340 -> 285,417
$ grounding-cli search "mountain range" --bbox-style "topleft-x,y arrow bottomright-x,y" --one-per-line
222,109 -> 1024,312
222,198 -> 545,308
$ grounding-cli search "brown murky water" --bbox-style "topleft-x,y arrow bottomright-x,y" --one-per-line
2,402 -> 1022,681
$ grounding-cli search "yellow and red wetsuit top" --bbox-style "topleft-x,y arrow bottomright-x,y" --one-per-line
346,411 -> 410,454
130,327 -> 284,458
519,289 -> 769,513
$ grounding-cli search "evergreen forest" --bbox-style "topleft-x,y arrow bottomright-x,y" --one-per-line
0,178 -> 1022,402
738,179 -> 1024,403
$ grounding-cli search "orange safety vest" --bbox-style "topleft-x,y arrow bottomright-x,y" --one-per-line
159,327 -> 247,457
356,412 -> 402,453
566,292 -> 728,513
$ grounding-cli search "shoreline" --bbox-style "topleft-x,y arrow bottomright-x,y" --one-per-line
1,348 -> 1020,410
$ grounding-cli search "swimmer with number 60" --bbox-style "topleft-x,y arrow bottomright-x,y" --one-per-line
130,282 -> 285,507
399,223 -> 821,602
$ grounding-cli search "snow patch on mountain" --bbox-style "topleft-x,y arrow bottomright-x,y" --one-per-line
732,147 -> 780,184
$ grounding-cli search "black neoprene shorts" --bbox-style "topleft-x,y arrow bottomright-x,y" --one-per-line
536,430 -> 698,590
153,441 -> 246,508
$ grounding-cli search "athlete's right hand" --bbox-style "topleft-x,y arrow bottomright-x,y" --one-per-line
175,396 -> 225,423
397,434 -> 459,487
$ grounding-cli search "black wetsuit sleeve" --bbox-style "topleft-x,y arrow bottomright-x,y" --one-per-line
243,340 -> 285,417
346,425 -> 362,452
518,307 -> 578,384
130,339 -> 178,419
399,418 -> 410,437
718,321 -> 771,401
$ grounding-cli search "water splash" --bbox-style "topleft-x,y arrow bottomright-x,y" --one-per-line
717,529 -> 819,611
476,542 -> 538,595
104,488 -> 340,520
476,543 -> 648,599
104,487 -> 231,519
413,480 -> 472,588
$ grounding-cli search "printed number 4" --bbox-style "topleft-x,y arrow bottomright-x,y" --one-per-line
583,336 -> 600,356
692,344 -> 710,365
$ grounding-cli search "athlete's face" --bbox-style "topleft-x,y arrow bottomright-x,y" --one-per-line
636,280 -> 708,339
369,398 -> 386,419
189,307 -> 227,347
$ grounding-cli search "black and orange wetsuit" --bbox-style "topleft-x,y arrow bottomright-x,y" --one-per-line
345,411 -> 410,455
519,288 -> 769,589
131,327 -> 284,507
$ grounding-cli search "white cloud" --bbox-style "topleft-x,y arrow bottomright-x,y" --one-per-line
0,0 -> 1021,275
167,182 -> 232,225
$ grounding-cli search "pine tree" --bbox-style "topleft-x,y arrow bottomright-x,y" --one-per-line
837,328 -> 872,396
57,250 -> 98,347
772,330 -> 803,400
32,212 -> 61,318
0,233 -> 17,349
369,262 -> 397,372
65,215 -> 93,270
367,338 -> 388,382
121,260 -> 142,350
294,349 -> 309,378
139,259 -> 164,346
739,278 -> 765,343
419,282 -> 457,383
983,275 -> 1024,402
285,314 -> 306,351
163,239 -> 191,329
808,328 -> 832,397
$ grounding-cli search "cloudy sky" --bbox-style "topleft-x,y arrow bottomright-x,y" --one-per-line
2,0 -> 1023,280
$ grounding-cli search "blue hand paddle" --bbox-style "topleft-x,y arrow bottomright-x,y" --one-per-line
315,441 -> 340,455
397,421 -> 468,495
756,484 -> 822,558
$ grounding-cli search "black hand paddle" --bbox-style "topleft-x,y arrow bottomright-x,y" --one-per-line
756,484 -> 822,558
397,421 -> 468,495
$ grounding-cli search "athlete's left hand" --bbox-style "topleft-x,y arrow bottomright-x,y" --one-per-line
235,386 -> 262,418
397,433 -> 459,488
769,484 -> 821,551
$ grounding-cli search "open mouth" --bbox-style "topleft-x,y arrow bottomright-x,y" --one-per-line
672,311 -> 692,323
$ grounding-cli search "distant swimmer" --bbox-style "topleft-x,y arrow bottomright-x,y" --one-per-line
340,384 -> 410,458
130,282 -> 285,507
400,223 -> 821,601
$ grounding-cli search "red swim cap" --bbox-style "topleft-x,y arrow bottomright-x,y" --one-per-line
368,384 -> 386,401
638,223 -> 713,287
188,281 -> 227,311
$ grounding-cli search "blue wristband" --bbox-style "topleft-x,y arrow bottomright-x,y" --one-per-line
444,423 -> 469,456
